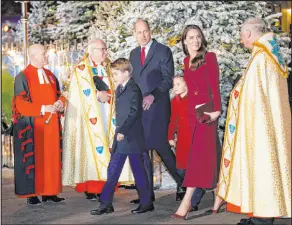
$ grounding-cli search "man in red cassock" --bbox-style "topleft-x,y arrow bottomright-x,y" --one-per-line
12,44 -> 66,205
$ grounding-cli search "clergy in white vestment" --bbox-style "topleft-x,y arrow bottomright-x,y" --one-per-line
62,39 -> 134,200
211,18 -> 291,225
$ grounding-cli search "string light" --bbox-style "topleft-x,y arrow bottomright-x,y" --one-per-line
2,24 -> 11,32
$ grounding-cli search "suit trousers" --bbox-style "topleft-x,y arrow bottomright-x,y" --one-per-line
100,152 -> 151,206
142,144 -> 184,198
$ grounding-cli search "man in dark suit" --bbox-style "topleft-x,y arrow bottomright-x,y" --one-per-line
90,58 -> 153,215
129,18 -> 185,204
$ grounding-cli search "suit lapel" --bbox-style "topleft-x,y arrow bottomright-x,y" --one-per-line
142,39 -> 157,71
134,47 -> 143,70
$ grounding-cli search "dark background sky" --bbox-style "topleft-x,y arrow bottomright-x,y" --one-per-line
0,0 -> 286,27
1,1 -> 31,16
1,1 -> 285,17
1,1 -> 31,26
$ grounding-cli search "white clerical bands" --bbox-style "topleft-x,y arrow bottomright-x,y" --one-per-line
37,68 -> 50,84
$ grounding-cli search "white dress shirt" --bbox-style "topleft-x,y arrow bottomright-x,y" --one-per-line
141,39 -> 153,58
121,78 -> 130,88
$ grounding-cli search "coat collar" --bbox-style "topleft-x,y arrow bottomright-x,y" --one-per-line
116,78 -> 134,97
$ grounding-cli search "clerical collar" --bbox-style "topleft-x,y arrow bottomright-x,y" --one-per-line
30,63 -> 42,69
89,57 -> 103,67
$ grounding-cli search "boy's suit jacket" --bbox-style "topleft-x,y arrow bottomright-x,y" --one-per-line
112,78 -> 146,154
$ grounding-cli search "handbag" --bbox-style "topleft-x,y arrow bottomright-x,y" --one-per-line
193,57 -> 214,124
195,101 -> 214,124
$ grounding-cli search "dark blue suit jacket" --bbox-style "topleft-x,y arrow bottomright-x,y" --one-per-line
112,78 -> 146,154
129,39 -> 174,149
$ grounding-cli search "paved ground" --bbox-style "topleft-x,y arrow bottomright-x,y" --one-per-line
1,168 -> 291,224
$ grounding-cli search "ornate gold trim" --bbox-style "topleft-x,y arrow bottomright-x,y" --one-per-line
217,49 -> 265,200
253,41 -> 288,78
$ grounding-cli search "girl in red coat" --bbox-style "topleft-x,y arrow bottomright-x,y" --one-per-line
168,75 -> 192,202
169,75 -> 208,209
168,74 -> 191,171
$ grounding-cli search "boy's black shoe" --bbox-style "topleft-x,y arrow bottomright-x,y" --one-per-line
91,205 -> 114,215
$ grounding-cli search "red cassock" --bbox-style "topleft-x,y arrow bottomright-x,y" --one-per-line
168,95 -> 191,169
13,64 -> 66,197
182,52 -> 222,189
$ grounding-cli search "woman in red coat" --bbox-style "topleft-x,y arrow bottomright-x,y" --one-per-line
172,25 -> 222,219
168,75 -> 191,170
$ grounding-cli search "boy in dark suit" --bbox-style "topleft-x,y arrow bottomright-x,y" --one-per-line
90,58 -> 153,215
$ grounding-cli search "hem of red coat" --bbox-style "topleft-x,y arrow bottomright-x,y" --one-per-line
182,183 -> 216,189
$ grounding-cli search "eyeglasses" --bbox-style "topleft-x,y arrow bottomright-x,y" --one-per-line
93,48 -> 107,52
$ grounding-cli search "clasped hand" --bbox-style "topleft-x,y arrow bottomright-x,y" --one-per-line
204,111 -> 221,124
45,100 -> 64,113
169,140 -> 176,148
97,91 -> 112,103
117,133 -> 124,141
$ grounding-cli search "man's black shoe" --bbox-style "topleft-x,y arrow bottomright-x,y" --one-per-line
130,196 -> 155,204
131,204 -> 154,214
130,199 -> 140,204
176,186 -> 186,201
124,185 -> 136,189
237,218 -> 253,225
177,186 -> 186,194
86,193 -> 98,201
190,205 -> 198,212
42,195 -> 65,202
27,197 -> 41,205
90,205 -> 114,215
176,192 -> 185,201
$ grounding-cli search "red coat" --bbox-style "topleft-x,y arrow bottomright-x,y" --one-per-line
168,95 -> 191,169
182,52 -> 222,189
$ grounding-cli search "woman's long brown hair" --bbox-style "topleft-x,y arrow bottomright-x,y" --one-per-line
181,25 -> 208,70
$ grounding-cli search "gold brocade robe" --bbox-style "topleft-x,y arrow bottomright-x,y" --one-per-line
62,55 -> 134,186
217,32 -> 291,218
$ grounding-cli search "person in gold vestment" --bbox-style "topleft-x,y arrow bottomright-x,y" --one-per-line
62,39 -> 134,200
208,18 -> 291,225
